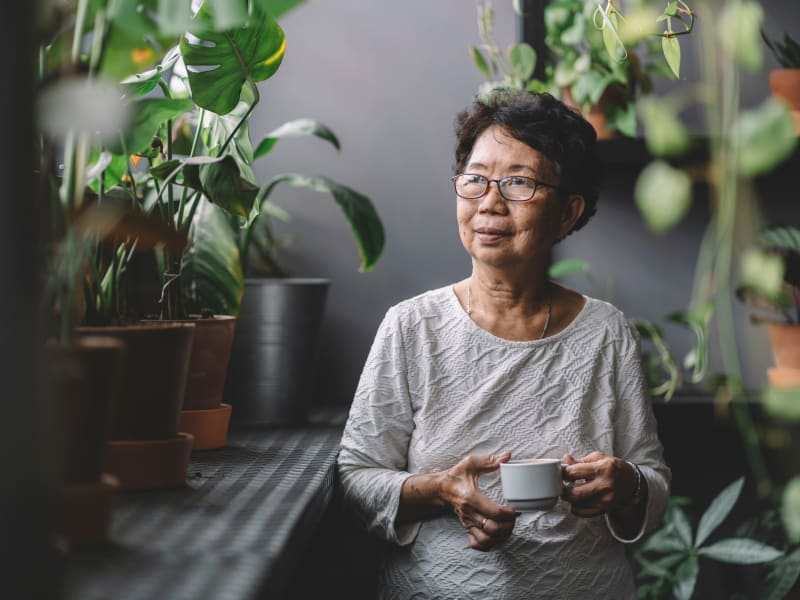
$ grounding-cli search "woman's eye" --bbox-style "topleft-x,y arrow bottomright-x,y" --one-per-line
506,177 -> 531,187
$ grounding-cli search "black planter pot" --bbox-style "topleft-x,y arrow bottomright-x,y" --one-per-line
224,278 -> 330,426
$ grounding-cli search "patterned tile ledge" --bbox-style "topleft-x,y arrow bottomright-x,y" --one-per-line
61,426 -> 344,600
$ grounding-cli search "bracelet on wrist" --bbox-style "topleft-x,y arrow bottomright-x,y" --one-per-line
625,460 -> 644,506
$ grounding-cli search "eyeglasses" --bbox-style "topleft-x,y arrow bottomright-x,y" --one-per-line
451,173 -> 560,202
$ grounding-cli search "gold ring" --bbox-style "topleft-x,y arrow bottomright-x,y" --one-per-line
481,516 -> 488,529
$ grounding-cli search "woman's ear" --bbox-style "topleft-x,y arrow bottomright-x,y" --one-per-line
558,194 -> 586,240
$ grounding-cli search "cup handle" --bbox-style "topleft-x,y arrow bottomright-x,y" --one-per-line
560,463 -> 575,489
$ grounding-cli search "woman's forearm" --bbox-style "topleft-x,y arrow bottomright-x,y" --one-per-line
396,471 -> 449,525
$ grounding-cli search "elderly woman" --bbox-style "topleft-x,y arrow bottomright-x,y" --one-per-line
337,90 -> 671,599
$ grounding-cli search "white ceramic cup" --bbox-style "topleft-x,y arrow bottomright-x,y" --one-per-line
499,458 -> 565,511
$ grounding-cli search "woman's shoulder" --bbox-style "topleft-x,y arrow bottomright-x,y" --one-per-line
389,284 -> 455,313
573,295 -> 640,345
380,284 -> 458,330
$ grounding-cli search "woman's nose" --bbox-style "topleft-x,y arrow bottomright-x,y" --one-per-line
477,180 -> 507,213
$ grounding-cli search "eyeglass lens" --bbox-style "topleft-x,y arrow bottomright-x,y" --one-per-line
454,174 -> 536,201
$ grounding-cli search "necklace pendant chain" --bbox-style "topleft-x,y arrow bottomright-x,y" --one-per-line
466,283 -> 552,339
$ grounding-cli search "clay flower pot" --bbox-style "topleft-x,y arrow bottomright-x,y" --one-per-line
45,335 -> 125,544
766,322 -> 800,370
149,315 -> 236,449
75,322 -> 196,490
769,68 -> 800,134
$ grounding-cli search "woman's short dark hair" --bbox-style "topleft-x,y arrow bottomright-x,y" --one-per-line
453,90 -> 601,234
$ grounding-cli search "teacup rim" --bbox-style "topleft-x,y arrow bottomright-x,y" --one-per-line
502,458 -> 561,466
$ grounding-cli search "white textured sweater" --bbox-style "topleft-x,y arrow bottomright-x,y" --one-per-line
338,285 -> 671,599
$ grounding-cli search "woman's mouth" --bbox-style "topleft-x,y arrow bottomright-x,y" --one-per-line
475,227 -> 509,242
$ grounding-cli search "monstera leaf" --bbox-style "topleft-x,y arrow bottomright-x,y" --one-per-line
180,1 -> 286,115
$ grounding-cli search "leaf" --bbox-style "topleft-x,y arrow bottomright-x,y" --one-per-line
634,160 -> 692,234
199,156 -> 260,218
599,8 -> 621,62
100,1 -> 178,81
671,505 -> 694,549
548,258 -> 590,279
672,555 -> 699,600
508,43 -> 537,81
734,98 -> 798,176
206,0 -> 249,31
253,0 -> 308,20
760,545 -> 800,600
605,101 -> 637,137
202,82 -> 258,183
471,46 -> 491,79
638,97 -> 690,157
662,35 -> 681,78
698,538 -> 784,564
636,551 -> 687,578
763,385 -> 800,422
740,248 -> 786,301
180,2 -> 286,115
719,0 -> 764,72
110,97 -> 194,156
641,522 -> 692,554
695,476 -> 745,547
782,477 -> 800,543
254,119 -> 341,160
253,174 -> 384,271
180,197 -> 243,316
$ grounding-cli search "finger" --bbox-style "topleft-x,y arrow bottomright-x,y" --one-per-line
467,527 -> 492,550
577,451 -> 608,463
564,458 -> 612,481
466,451 -> 511,475
561,453 -> 577,465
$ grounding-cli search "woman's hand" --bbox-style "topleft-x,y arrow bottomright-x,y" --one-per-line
440,452 -> 519,551
560,452 -> 638,518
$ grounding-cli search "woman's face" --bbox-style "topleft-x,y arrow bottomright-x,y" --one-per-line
456,125 -> 582,271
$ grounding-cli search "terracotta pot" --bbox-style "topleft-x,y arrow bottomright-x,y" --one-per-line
179,403 -> 232,449
104,433 -> 194,490
57,473 -> 119,545
75,322 -> 195,440
156,315 -> 237,411
45,336 -> 125,484
767,367 -> 800,389
769,69 -> 800,134
561,85 -> 628,140
143,315 -> 237,450
766,322 -> 800,370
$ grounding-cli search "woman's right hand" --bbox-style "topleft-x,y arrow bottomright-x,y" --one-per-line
439,451 -> 519,551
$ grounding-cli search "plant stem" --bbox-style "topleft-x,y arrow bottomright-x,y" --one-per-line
700,2 -> 773,500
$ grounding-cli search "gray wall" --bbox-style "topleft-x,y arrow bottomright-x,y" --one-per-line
249,1 -> 799,408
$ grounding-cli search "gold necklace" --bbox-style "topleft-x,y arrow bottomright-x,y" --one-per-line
466,283 -> 552,340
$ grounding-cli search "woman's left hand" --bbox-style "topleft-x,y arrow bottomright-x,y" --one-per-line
560,452 -> 638,518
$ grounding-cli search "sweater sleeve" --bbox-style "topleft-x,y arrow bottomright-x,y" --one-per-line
337,306 -> 420,546
604,321 -> 672,543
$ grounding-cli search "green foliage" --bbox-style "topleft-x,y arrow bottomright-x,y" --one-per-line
737,225 -> 800,324
37,0 -> 385,330
634,160 -> 691,234
762,30 -> 800,69
635,479 -> 785,599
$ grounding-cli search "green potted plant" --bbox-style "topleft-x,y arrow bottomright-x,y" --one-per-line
736,226 -> 800,388
544,0 -> 695,138
629,0 -> 800,587
134,2 -> 384,427
470,0 -> 695,138
762,30 -> 800,134
633,477 -> 790,599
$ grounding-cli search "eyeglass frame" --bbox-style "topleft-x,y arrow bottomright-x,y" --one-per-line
451,173 -> 561,203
